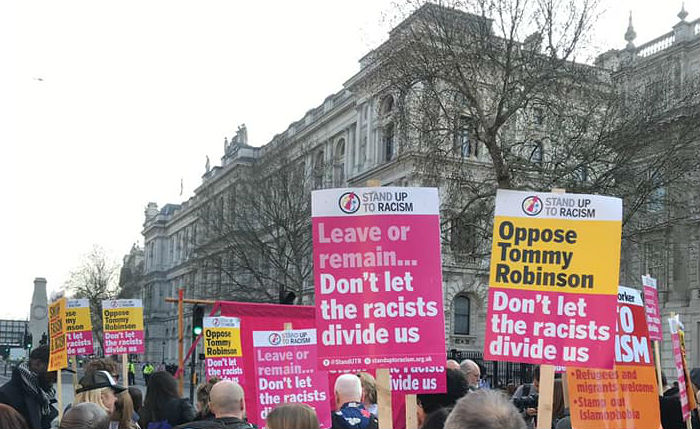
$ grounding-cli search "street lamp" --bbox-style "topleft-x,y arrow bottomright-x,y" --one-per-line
162,341 -> 166,364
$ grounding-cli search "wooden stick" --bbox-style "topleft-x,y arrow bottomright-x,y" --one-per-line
536,365 -> 555,429
178,288 -> 184,396
405,394 -> 418,429
71,357 -> 78,391
165,298 -> 217,305
654,341 -> 663,394
122,354 -> 129,388
57,369 -> 63,421
376,369 -> 393,429
561,372 -> 569,408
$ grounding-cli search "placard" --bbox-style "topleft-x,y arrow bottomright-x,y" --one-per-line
641,275 -> 662,341
102,299 -> 144,355
48,297 -> 68,371
669,315 -> 693,422
253,329 -> 331,429
567,286 -> 661,429
203,316 -> 244,383
484,190 -> 622,368
312,187 -> 446,370
66,299 -> 94,356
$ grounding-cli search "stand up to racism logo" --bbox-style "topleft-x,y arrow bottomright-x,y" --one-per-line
521,195 -> 543,216
338,192 -> 361,214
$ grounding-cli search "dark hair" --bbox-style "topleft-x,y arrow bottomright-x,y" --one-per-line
142,371 -> 180,421
196,377 -> 220,417
422,407 -> 451,429
532,366 -> 540,383
29,345 -> 50,365
266,403 -> 320,429
128,386 -> 143,413
84,358 -> 120,379
417,369 -> 469,415
0,404 -> 30,429
661,371 -> 667,387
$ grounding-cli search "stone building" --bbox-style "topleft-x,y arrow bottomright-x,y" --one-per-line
132,4 -> 700,376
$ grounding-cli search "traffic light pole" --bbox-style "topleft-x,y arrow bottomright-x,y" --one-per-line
189,334 -> 196,400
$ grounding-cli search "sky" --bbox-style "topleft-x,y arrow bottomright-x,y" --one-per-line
0,0 -> 692,320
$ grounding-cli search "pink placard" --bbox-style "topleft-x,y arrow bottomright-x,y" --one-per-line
642,275 -> 662,341
66,331 -> 94,356
669,318 -> 691,422
483,288 -> 616,368
205,356 -> 245,382
312,188 -> 446,371
253,329 -> 331,429
103,330 -> 145,355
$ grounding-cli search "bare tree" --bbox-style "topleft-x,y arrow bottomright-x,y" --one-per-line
193,145 -> 313,304
65,245 -> 119,353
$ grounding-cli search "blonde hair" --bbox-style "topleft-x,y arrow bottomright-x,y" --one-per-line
266,403 -> 320,429
74,387 -> 111,412
113,391 -> 137,429
358,372 -> 377,405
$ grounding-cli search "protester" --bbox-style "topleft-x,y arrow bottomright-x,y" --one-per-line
0,345 -> 58,429
416,368 -> 469,427
193,377 -> 220,421
444,389 -> 526,429
112,390 -> 140,428
60,402 -> 111,429
459,359 -> 480,390
551,379 -> 567,429
420,407 -> 450,429
74,370 -> 126,414
85,358 -> 121,381
139,371 -> 195,428
691,368 -> 700,407
512,366 -> 539,429
332,374 -> 378,429
175,380 -> 254,429
0,403 -> 30,429
129,386 -> 143,416
266,403 -> 320,429
357,372 -> 378,417
445,360 -> 461,371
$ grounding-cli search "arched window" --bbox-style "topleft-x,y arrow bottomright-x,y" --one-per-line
383,124 -> 395,162
380,95 -> 394,116
313,151 -> 324,189
530,142 -> 543,165
454,295 -> 471,335
334,139 -> 345,186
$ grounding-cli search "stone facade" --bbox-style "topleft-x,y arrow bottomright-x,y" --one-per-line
129,5 -> 700,375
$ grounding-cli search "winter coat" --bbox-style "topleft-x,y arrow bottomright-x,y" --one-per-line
0,367 -> 58,429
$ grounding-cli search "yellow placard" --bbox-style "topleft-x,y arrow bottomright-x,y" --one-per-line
490,216 -> 621,296
65,305 -> 92,332
203,326 -> 242,358
48,298 -> 68,371
102,306 -> 144,331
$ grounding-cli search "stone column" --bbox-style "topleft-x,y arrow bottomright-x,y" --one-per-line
29,277 -> 48,349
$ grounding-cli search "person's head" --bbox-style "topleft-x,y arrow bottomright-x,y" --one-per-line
84,358 -> 120,382
444,390 -> 526,429
421,407 -> 451,429
689,368 -> 700,392
75,370 -> 126,413
334,374 -> 363,408
0,404 -> 30,429
417,369 -> 469,427
209,380 -> 245,419
59,402 -> 110,429
112,391 -> 135,428
196,377 -> 220,415
446,360 -> 461,370
266,403 -> 320,429
357,372 -> 377,408
128,386 -> 143,414
28,345 -> 50,374
459,359 -> 481,388
532,366 -> 540,390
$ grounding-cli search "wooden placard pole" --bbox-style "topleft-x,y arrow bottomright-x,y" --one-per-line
405,394 -> 418,429
122,354 -> 129,388
536,364 -> 555,429
562,372 -> 569,409
57,369 -> 63,421
71,357 -> 78,391
178,288 -> 184,396
376,368 -> 393,429
654,341 -> 663,394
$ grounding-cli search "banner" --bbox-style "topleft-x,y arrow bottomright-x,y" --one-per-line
312,187 -> 446,371
253,329 -> 331,429
48,297 -> 68,371
203,317 -> 243,382
641,275 -> 662,341
669,315 -> 695,422
567,286 -> 661,429
66,299 -> 94,356
102,299 -> 144,355
484,190 -> 622,368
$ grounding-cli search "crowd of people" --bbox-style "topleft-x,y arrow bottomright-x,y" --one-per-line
0,347 -> 698,429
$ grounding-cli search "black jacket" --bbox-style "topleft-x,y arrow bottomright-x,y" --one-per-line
175,416 -> 255,429
660,387 -> 699,429
140,397 -> 197,428
0,368 -> 58,429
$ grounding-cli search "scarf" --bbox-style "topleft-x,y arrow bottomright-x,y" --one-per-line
17,362 -> 54,416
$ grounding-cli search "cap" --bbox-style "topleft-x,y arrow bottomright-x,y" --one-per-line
76,370 -> 126,394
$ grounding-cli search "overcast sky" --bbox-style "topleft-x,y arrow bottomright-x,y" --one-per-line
1,0 -> 691,319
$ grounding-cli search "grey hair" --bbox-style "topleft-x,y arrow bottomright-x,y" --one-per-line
444,390 -> 526,429
59,402 -> 110,429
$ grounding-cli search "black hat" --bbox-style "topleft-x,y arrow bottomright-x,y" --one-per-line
76,370 -> 126,394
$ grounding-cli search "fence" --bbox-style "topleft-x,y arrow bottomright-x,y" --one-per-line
447,349 -> 535,390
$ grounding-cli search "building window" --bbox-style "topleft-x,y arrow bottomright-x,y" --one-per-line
455,116 -> 478,158
450,215 -> 477,255
313,151 -> 324,189
454,295 -> 471,335
334,139 -> 345,186
380,95 -> 394,116
533,107 -> 544,126
530,142 -> 543,165
359,135 -> 367,167
574,166 -> 588,183
647,186 -> 666,213
644,241 -> 666,288
383,124 -> 394,162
